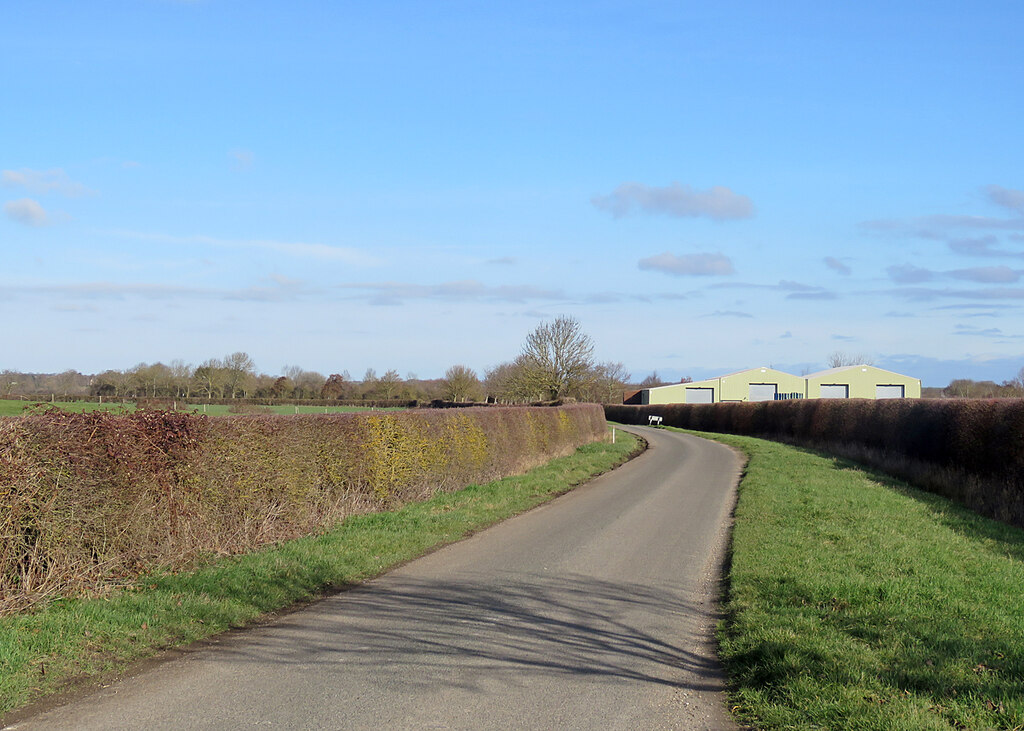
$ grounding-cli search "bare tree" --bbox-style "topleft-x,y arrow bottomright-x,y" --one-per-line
441,365 -> 481,402
592,361 -> 631,404
827,351 -> 874,368
292,370 -> 326,399
223,352 -> 256,398
1,370 -> 18,397
169,359 -> 194,398
638,371 -> 667,388
194,358 -> 226,399
516,316 -> 596,400
378,369 -> 403,400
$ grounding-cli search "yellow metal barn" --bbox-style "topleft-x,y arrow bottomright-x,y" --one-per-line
642,367 -> 807,405
805,364 -> 921,399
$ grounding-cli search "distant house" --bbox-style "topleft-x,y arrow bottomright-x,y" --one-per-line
641,367 -> 806,405
805,364 -> 921,400
634,364 -> 920,404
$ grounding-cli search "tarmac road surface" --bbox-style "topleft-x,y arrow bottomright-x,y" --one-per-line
7,426 -> 741,730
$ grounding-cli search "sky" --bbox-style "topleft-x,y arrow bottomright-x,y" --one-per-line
3,1 -> 1023,387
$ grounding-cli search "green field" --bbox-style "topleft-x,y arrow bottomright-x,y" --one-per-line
694,428 -> 1024,730
0,399 -> 402,417
0,399 -> 134,416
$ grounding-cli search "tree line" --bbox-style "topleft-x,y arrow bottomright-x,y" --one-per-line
5,318 -> 1021,404
1,317 -> 633,405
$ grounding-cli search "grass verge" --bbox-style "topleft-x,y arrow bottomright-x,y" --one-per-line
686,429 -> 1024,730
0,430 -> 640,720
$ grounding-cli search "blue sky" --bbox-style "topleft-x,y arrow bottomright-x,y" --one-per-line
3,1 -> 1023,386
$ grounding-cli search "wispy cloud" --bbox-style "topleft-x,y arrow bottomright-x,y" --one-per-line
863,214 -> 1024,235
948,266 -> 1021,284
945,235 -> 1023,257
2,168 -> 95,197
823,256 -> 851,275
638,252 -> 735,276
788,291 -> 838,300
887,264 -> 934,284
706,278 -> 835,300
229,148 -> 254,170
887,286 -> 1024,301
592,182 -> 754,221
104,230 -> 381,265
931,303 -> 1020,311
3,198 -> 49,226
1,276 -> 314,303
702,310 -> 753,318
984,185 -> 1024,215
952,324 -> 1010,338
336,280 -> 565,305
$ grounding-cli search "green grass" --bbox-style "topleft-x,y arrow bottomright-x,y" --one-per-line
0,400 -> 400,417
688,429 -> 1024,730
179,403 -> 404,415
0,430 -> 640,719
0,399 -> 135,416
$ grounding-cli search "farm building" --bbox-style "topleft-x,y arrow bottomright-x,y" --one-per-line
641,367 -> 807,405
636,364 -> 921,404
805,364 -> 921,400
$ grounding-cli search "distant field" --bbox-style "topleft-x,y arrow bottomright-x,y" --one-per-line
0,400 -> 404,417
180,403 -> 405,415
0,400 -> 134,417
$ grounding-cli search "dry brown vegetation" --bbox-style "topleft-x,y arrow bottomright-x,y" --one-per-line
0,404 -> 606,615
607,398 -> 1024,528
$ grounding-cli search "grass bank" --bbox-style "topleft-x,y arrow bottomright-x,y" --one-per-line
692,429 -> 1024,730
0,430 -> 640,720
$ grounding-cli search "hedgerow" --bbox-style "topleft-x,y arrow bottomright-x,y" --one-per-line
0,404 -> 606,614
606,399 -> 1024,528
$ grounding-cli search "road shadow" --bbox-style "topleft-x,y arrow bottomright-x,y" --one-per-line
212,571 -> 728,693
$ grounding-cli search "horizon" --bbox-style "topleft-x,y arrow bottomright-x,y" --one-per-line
3,2 -> 1022,389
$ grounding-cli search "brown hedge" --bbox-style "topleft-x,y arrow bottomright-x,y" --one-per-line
0,404 -> 606,614
606,399 -> 1024,528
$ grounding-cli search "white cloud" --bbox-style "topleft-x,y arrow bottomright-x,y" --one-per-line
887,264 -> 934,284
104,230 -> 380,265
711,279 -> 824,293
888,286 -> 1024,301
984,185 -> 1024,215
953,324 -> 1007,338
336,280 -> 565,304
703,310 -> 753,318
2,277 -> 312,303
947,235 -> 1014,257
1,168 -> 94,197
229,148 -> 254,170
823,256 -> 851,275
862,214 -> 1024,237
948,266 -> 1021,284
4,198 -> 48,226
592,182 -> 754,221
788,291 -> 837,300
638,252 -> 735,276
